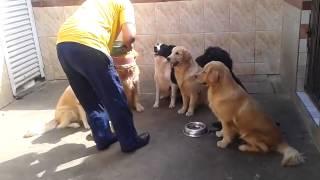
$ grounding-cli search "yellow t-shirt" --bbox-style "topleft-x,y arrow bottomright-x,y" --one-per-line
56,0 -> 135,55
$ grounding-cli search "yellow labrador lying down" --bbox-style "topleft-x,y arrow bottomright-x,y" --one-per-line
195,61 -> 304,167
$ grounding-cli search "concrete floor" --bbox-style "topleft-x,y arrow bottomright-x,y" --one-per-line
1,80 -> 320,180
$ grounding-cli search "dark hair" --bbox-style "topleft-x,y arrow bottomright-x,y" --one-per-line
195,47 -> 232,69
156,44 -> 176,58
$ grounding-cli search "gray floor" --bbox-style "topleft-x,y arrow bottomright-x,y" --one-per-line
1,80 -> 320,180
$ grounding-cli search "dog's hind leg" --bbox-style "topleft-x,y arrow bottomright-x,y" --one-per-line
240,136 -> 269,153
78,105 -> 90,129
56,111 -> 75,129
238,144 -> 260,152
133,81 -> 144,112
217,121 -> 236,148
169,84 -> 178,108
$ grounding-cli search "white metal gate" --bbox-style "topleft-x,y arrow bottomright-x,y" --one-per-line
0,0 -> 45,96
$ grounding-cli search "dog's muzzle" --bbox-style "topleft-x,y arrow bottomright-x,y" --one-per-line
154,43 -> 161,54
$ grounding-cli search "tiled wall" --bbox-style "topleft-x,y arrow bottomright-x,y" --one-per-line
32,0 -> 284,93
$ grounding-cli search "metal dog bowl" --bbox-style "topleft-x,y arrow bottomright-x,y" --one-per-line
183,122 -> 208,138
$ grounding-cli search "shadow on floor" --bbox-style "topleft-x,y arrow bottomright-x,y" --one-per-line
1,82 -> 320,180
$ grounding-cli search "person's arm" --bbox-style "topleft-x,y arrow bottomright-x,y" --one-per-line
119,0 -> 136,51
121,23 -> 136,51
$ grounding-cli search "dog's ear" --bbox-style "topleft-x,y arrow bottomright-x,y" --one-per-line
183,49 -> 192,61
207,70 -> 220,84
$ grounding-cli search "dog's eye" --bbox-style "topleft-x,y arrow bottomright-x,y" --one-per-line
175,52 -> 179,55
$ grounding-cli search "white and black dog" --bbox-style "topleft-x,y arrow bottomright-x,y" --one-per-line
153,43 -> 179,108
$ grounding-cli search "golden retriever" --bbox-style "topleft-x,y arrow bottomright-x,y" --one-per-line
167,46 -> 207,116
195,61 -> 304,166
24,51 -> 143,137
114,50 -> 144,112
23,85 -> 89,138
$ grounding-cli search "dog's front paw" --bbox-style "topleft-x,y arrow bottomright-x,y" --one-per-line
217,140 -> 228,149
135,103 -> 144,112
238,145 -> 248,152
185,111 -> 194,116
169,103 -> 175,109
216,130 -> 223,138
178,108 -> 186,114
153,103 -> 159,108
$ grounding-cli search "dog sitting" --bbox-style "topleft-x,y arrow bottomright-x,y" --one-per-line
167,46 -> 207,116
24,85 -> 90,138
196,46 -> 246,90
153,43 -> 179,108
195,61 -> 304,166
24,50 -> 143,138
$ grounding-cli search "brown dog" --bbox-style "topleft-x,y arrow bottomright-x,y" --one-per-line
114,50 -> 144,112
167,46 -> 207,116
196,61 -> 304,166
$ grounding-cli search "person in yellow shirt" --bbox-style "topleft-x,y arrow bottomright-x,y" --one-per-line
56,0 -> 149,152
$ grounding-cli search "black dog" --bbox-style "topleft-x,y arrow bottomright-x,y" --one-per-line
154,43 -> 177,84
196,46 -> 247,91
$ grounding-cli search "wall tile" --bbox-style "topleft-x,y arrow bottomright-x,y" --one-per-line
230,0 -> 255,32
135,35 -> 157,65
63,6 -> 79,20
155,1 -> 181,34
256,0 -> 283,31
180,33 -> 205,59
139,65 -> 155,94
255,62 -> 280,74
134,3 -> 156,35
230,32 -> 255,62
233,63 -> 255,75
204,33 -> 231,52
38,37 -> 54,80
38,37 -> 66,80
157,34 -> 181,45
180,0 -> 204,33
255,31 -> 281,63
204,0 -> 230,32
33,7 -> 65,37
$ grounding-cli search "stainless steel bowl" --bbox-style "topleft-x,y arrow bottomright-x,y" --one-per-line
183,122 -> 208,138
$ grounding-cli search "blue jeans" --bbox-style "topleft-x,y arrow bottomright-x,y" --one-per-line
57,42 -> 139,150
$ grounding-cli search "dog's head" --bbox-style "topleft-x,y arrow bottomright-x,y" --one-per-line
195,61 -> 226,86
195,47 -> 233,70
154,43 -> 176,59
167,46 -> 192,67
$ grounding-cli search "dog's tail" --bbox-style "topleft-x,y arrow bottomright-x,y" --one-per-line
23,119 -> 58,138
276,142 -> 305,166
